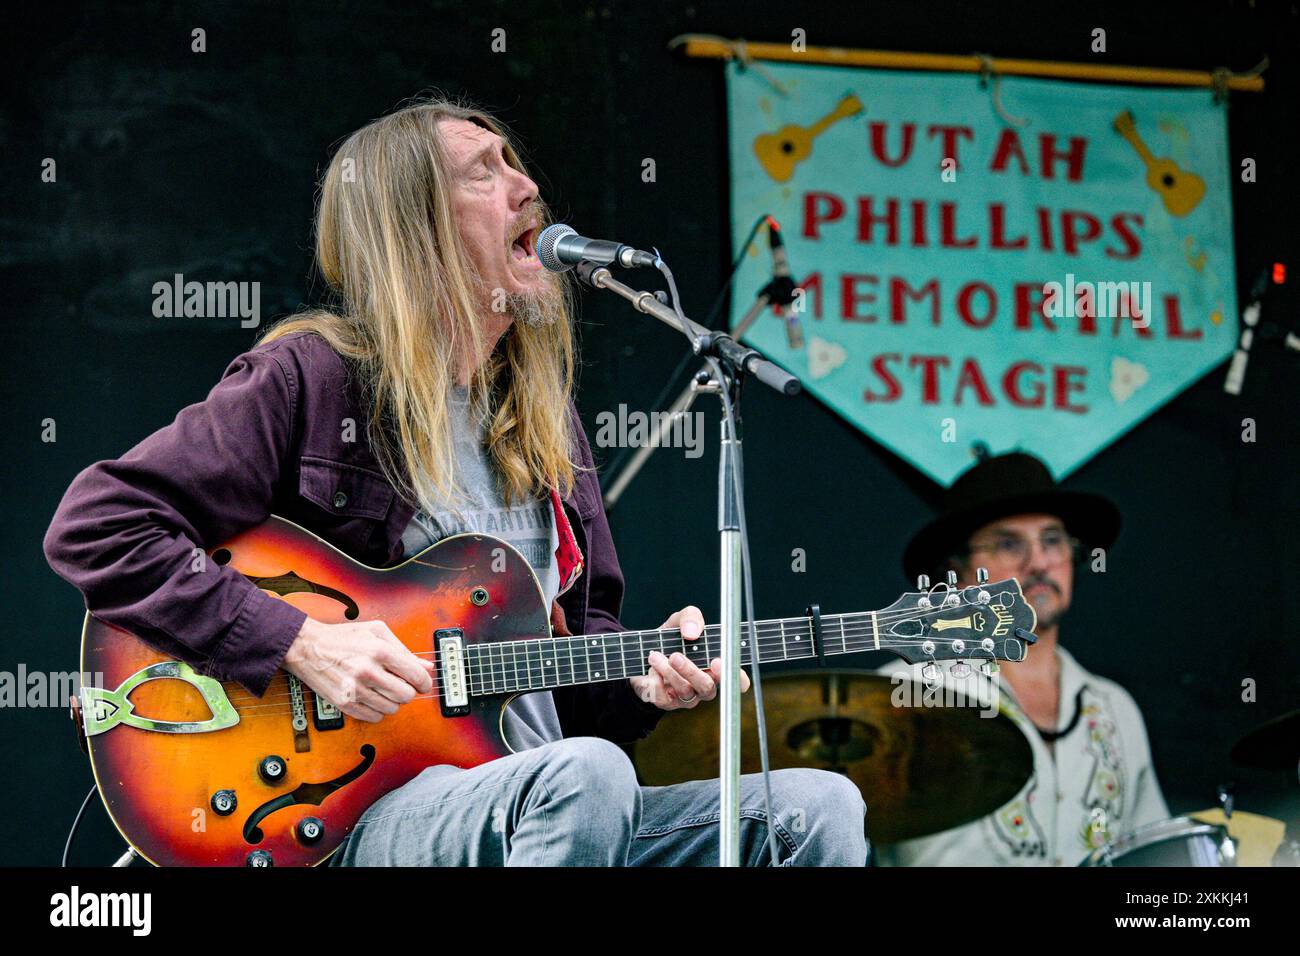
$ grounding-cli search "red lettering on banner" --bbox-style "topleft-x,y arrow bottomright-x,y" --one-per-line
909,355 -> 951,404
857,198 -> 899,245
957,282 -> 997,328
940,203 -> 977,248
926,124 -> 974,167
990,129 -> 1032,176
909,200 -> 928,247
1106,213 -> 1143,260
1037,207 -> 1054,252
990,204 -> 1029,250
1061,210 -> 1103,256
890,278 -> 940,325
1053,366 -> 1088,413
870,122 -> 915,167
1016,284 -> 1057,331
1039,134 -> 1088,181
865,354 -> 903,402
954,358 -> 996,406
841,274 -> 879,322
799,272 -> 824,319
1003,361 -> 1046,407
1164,295 -> 1202,340
803,192 -> 845,239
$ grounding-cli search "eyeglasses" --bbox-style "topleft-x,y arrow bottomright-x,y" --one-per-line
965,529 -> 1079,568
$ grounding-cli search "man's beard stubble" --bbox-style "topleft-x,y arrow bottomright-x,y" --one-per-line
1024,571 -> 1068,632
504,289 -> 557,328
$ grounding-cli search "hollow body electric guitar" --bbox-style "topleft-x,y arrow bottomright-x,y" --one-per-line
75,515 -> 1037,866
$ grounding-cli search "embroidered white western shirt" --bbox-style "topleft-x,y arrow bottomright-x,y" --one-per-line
875,645 -> 1169,866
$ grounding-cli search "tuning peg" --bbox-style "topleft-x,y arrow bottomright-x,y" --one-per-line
946,570 -> 958,586
921,662 -> 939,684
951,661 -> 971,680
916,574 -> 930,591
980,659 -> 1000,677
976,567 -> 989,584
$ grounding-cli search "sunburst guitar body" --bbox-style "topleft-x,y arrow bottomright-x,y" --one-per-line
74,515 -> 1035,866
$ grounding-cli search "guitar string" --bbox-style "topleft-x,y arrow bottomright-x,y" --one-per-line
218,625 -> 1022,716
217,611 -> 1023,709
213,596 -> 1023,707
215,604 -> 1025,709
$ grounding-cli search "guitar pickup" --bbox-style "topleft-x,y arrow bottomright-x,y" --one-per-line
312,692 -> 344,731
436,628 -> 470,717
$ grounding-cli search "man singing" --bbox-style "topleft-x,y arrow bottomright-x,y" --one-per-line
43,94 -> 867,867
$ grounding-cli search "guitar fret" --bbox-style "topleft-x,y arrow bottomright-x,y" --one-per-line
542,638 -> 556,686
838,617 -> 848,655
528,642 -> 543,688
604,634 -> 622,680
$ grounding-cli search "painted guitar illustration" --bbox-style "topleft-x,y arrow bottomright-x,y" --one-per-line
1113,110 -> 1206,217
754,92 -> 864,183
72,515 -> 1036,866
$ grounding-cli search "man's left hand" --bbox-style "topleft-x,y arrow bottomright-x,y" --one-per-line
630,605 -> 751,711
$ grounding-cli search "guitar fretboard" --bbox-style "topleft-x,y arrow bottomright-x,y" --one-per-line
465,613 -> 881,697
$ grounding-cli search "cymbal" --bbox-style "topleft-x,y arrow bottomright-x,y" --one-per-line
1231,710 -> 1300,770
633,669 -> 1034,844
1189,809 -> 1286,867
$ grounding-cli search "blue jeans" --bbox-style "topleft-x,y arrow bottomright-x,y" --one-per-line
330,736 -> 868,866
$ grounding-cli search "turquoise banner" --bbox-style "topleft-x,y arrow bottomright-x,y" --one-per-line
727,61 -> 1237,485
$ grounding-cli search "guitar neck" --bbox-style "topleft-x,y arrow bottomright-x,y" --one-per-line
466,610 -> 893,697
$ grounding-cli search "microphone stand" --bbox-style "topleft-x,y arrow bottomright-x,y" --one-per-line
603,239 -> 800,510
576,262 -> 800,866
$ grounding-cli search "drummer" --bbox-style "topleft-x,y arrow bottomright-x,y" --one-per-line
876,451 -> 1169,866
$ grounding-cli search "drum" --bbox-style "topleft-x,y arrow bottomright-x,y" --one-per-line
1082,816 -> 1237,867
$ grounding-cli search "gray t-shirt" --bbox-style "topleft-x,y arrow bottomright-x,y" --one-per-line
401,388 -> 564,751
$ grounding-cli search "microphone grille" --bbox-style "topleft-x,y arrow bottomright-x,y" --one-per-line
536,224 -> 576,273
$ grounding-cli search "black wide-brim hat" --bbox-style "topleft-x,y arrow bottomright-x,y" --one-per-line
902,452 -> 1121,581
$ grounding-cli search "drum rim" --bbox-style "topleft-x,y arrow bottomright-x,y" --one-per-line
1083,816 -> 1233,866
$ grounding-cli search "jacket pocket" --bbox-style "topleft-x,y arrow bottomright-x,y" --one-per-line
298,456 -> 396,521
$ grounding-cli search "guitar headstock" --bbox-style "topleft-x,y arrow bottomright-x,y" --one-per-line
877,573 -> 1038,669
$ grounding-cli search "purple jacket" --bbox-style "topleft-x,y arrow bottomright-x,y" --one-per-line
43,330 -> 665,743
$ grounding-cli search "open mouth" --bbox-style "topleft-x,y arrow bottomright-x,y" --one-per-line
510,225 -> 537,263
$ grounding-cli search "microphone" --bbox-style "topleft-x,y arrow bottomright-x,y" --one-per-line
763,217 -> 803,349
536,224 -> 658,273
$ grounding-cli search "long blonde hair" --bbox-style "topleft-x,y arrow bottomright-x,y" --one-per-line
260,93 -> 577,513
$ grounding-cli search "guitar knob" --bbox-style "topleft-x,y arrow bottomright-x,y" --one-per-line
210,789 -> 237,816
258,755 -> 287,785
297,816 -> 325,845
916,575 -> 930,591
245,850 -> 274,867
946,570 -> 958,586
976,567 -> 989,584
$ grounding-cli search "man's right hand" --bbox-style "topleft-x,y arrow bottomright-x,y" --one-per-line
283,618 -> 435,723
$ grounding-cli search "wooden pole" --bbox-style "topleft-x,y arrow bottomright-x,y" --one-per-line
673,36 -> 1265,93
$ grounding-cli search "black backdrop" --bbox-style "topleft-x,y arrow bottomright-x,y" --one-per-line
3,0 -> 1297,867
